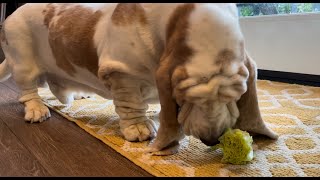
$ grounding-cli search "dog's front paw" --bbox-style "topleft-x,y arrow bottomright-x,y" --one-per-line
24,99 -> 51,123
120,119 -> 156,142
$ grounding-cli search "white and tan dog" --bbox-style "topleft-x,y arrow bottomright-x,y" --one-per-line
0,3 -> 278,154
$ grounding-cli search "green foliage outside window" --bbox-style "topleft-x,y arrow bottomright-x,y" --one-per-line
297,3 -> 313,13
277,3 -> 292,14
238,3 -> 319,17
240,6 -> 254,17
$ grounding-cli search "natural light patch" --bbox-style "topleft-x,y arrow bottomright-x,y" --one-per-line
237,3 -> 320,17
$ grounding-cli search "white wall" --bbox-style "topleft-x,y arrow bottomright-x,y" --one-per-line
239,13 -> 320,75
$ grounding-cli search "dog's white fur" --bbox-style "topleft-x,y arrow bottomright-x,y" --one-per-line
0,3 -> 277,154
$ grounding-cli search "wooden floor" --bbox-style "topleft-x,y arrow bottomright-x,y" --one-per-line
0,78 -> 152,177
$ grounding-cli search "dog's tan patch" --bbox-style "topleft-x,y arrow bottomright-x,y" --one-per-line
111,3 -> 147,26
42,3 -> 55,28
158,3 -> 195,94
43,4 -> 102,76
153,4 -> 195,148
171,66 -> 188,105
157,3 -> 195,101
165,4 -> 195,60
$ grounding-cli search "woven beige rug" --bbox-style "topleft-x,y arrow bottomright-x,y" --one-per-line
38,80 -> 320,177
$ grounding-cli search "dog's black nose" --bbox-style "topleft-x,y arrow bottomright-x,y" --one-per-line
200,138 -> 219,146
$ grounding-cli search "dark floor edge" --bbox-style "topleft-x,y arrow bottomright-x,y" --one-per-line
258,69 -> 320,87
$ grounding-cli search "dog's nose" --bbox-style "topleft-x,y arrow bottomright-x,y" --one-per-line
200,137 -> 219,146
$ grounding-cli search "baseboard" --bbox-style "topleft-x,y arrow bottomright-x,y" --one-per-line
258,69 -> 320,87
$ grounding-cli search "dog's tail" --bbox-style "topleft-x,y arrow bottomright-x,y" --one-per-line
0,59 -> 11,82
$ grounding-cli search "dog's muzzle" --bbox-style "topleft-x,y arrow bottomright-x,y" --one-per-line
177,100 -> 239,146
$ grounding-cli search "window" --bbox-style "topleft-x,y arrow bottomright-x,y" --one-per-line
237,3 -> 320,17
236,3 -> 320,76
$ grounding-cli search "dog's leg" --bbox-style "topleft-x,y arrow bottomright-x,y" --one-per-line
11,58 -> 51,123
46,74 -> 92,104
109,72 -> 156,142
46,76 -> 75,105
13,65 -> 51,123
1,20 -> 51,123
47,81 -> 74,105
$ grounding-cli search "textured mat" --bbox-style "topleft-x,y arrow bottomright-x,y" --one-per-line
38,80 -> 320,177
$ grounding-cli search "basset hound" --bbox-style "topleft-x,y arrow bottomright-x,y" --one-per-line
0,3 -> 278,154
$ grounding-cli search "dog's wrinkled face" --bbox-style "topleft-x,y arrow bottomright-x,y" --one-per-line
174,47 -> 248,146
171,4 -> 250,145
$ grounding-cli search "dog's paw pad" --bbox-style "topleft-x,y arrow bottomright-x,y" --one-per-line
122,120 -> 156,142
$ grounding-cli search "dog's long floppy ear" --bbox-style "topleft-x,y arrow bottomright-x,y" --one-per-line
233,50 -> 278,139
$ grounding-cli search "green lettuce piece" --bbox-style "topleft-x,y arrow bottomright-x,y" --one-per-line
212,128 -> 254,165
